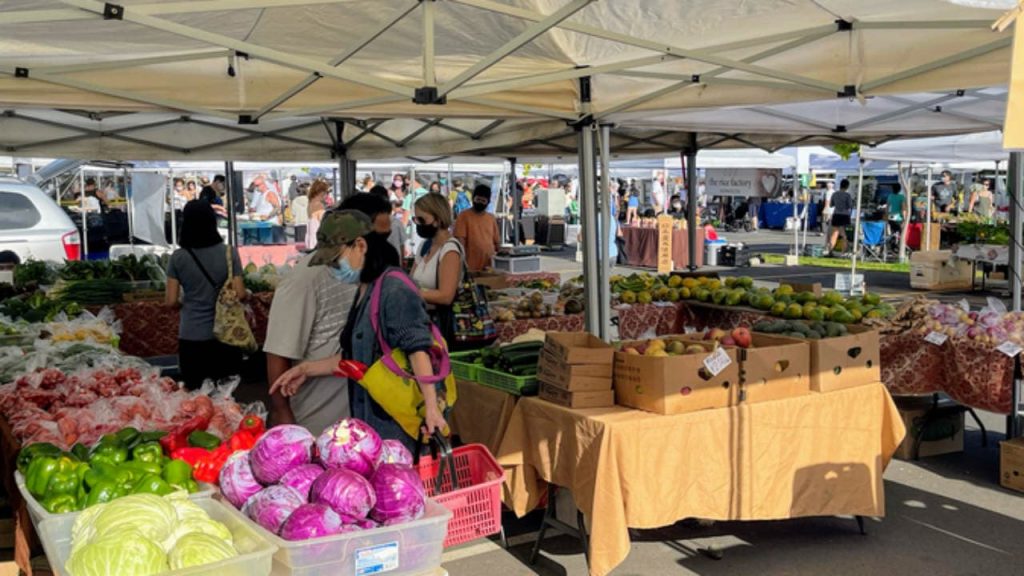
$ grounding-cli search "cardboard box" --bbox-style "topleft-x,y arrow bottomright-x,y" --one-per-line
736,334 -> 811,404
895,397 -> 964,460
544,332 -> 614,365
910,250 -> 973,290
765,325 -> 881,393
539,382 -> 615,408
1001,437 -> 1024,492
538,352 -> 612,392
613,338 -> 738,415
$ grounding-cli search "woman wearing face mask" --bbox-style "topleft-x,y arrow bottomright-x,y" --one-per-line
271,210 -> 449,452
668,194 -> 686,219
390,174 -> 407,204
410,194 -> 462,344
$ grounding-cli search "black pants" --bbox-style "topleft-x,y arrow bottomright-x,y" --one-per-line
178,338 -> 243,390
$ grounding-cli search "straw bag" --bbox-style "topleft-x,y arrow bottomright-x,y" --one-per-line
187,246 -> 257,351
356,270 -> 457,440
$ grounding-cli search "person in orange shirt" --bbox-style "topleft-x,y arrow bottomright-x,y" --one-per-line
454,184 -> 500,272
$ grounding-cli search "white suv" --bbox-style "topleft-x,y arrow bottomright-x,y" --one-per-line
0,177 -> 81,262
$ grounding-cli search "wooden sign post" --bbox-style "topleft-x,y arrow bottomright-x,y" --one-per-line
657,215 -> 674,274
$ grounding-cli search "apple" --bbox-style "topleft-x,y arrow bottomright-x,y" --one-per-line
731,327 -> 752,349
721,336 -> 737,347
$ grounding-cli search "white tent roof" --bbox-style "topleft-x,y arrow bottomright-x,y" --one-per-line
860,130 -> 1009,163
0,0 -> 1015,160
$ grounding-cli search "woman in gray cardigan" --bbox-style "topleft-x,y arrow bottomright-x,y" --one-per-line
271,210 -> 448,452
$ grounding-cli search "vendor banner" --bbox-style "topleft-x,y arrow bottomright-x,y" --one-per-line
705,168 -> 781,198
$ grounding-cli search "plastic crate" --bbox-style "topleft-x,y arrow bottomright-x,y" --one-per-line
36,497 -> 276,576
448,351 -> 480,382
15,471 -> 216,529
219,497 -> 450,576
415,444 -> 505,547
476,366 -> 538,396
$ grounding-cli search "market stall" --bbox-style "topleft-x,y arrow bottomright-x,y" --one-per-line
620,226 -> 704,269
499,384 -> 903,576
759,202 -> 819,230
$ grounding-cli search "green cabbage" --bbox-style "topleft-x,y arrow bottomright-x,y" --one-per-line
168,532 -> 238,570
91,494 -> 178,545
165,517 -> 233,552
67,529 -> 167,576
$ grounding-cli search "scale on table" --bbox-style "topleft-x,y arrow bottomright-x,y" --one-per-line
493,245 -> 541,273
497,245 -> 541,257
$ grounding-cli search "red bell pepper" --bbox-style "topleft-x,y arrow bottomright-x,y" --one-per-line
170,447 -> 211,467
228,430 -> 257,452
160,414 -> 211,455
193,444 -> 233,484
334,359 -> 368,381
239,415 -> 265,436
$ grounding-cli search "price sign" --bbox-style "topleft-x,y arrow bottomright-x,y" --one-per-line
657,215 -> 675,274
703,347 -> 732,377
924,331 -> 948,346
683,326 -> 698,334
997,341 -> 1023,358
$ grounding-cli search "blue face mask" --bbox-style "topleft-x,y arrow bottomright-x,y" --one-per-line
330,255 -> 361,284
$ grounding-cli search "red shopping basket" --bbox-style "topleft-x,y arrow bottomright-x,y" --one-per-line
414,433 -> 504,547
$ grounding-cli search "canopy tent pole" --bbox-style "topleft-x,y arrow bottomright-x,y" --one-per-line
509,157 -> 519,246
447,162 -> 454,202
684,133 -> 698,270
168,170 -> 177,246
598,123 -> 613,340
793,172 -> 800,258
79,169 -> 89,258
225,161 -> 238,247
850,159 -> 865,290
1011,152 -> 1022,313
925,166 -> 933,251
124,166 -> 134,246
897,162 -> 910,263
577,76 -> 600,334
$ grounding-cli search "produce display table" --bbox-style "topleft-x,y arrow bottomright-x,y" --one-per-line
504,272 -> 563,287
620,227 -> 704,269
495,314 -> 583,343
449,379 -> 519,455
614,303 -> 685,340
498,384 -> 904,576
111,291 -> 274,357
759,202 -> 817,230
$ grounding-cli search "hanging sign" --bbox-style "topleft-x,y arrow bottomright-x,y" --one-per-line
705,168 -> 781,198
657,215 -> 674,274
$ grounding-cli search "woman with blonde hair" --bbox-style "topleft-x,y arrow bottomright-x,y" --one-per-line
410,193 -> 462,343
305,180 -> 330,249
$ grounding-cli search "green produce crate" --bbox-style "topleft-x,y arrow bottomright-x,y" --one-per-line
449,350 -> 481,382
476,366 -> 539,396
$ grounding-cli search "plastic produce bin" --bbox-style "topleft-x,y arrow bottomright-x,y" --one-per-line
36,497 -> 277,576
16,470 -> 216,529
219,497 -> 451,576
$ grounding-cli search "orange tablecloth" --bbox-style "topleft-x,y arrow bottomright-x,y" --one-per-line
497,383 -> 904,576
449,379 -> 519,455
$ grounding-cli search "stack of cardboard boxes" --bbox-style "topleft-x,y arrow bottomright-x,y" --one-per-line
537,333 -> 615,408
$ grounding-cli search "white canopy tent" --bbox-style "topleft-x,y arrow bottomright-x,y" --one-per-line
861,130 -> 1010,164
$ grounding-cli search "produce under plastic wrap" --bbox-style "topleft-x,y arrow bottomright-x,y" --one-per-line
242,485 -> 305,534
310,468 -> 376,520
43,308 -> 121,346
316,418 -> 383,478
370,464 -> 426,525
249,425 -> 314,485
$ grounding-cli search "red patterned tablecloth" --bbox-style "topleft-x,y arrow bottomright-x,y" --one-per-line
615,303 -> 686,340
504,272 -> 563,287
496,314 -> 584,343
113,292 -> 274,357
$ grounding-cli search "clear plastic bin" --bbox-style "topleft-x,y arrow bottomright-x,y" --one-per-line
37,497 -> 277,576
16,471 -> 216,529
219,496 -> 451,576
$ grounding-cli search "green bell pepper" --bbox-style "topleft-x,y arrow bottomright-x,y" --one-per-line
138,430 -> 168,444
132,474 -> 174,496
162,459 -> 193,487
25,457 -> 60,498
43,461 -> 80,499
187,431 -> 221,450
184,479 -> 199,493
17,442 -> 62,475
119,460 -> 162,478
85,479 -> 127,507
131,442 -> 163,465
69,443 -> 90,463
89,441 -> 128,467
83,461 -> 134,491
42,493 -> 80,514
114,427 -> 140,447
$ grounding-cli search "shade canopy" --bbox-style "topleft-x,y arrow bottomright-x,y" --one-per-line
860,130 -> 1009,163
0,0 -> 1015,160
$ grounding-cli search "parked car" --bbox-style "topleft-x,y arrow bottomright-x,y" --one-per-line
0,177 -> 80,262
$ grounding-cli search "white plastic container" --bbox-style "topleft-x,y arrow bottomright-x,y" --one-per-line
16,471 -> 216,529
37,497 -> 277,576
219,496 -> 451,576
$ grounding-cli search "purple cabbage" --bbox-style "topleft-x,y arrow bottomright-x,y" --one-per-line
377,439 -> 415,468
278,503 -> 353,541
249,425 -> 315,485
310,468 -> 376,519
279,463 -> 325,499
341,514 -> 380,530
219,450 -> 263,509
370,464 -> 426,525
243,485 -> 305,534
316,418 -> 382,478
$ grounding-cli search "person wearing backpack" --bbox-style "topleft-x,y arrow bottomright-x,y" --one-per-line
165,201 -> 247,389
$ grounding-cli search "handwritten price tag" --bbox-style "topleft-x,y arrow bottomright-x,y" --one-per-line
997,341 -> 1023,358
924,331 -> 948,346
683,326 -> 698,334
703,347 -> 732,377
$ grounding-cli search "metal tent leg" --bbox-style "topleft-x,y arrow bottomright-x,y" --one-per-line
856,516 -> 867,535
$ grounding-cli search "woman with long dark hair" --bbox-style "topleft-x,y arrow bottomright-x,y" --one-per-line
165,201 -> 246,389
270,210 -> 448,452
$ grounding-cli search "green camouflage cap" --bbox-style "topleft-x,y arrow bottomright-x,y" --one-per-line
309,209 -> 373,266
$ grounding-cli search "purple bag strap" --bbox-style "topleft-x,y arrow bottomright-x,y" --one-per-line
369,270 -> 450,385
